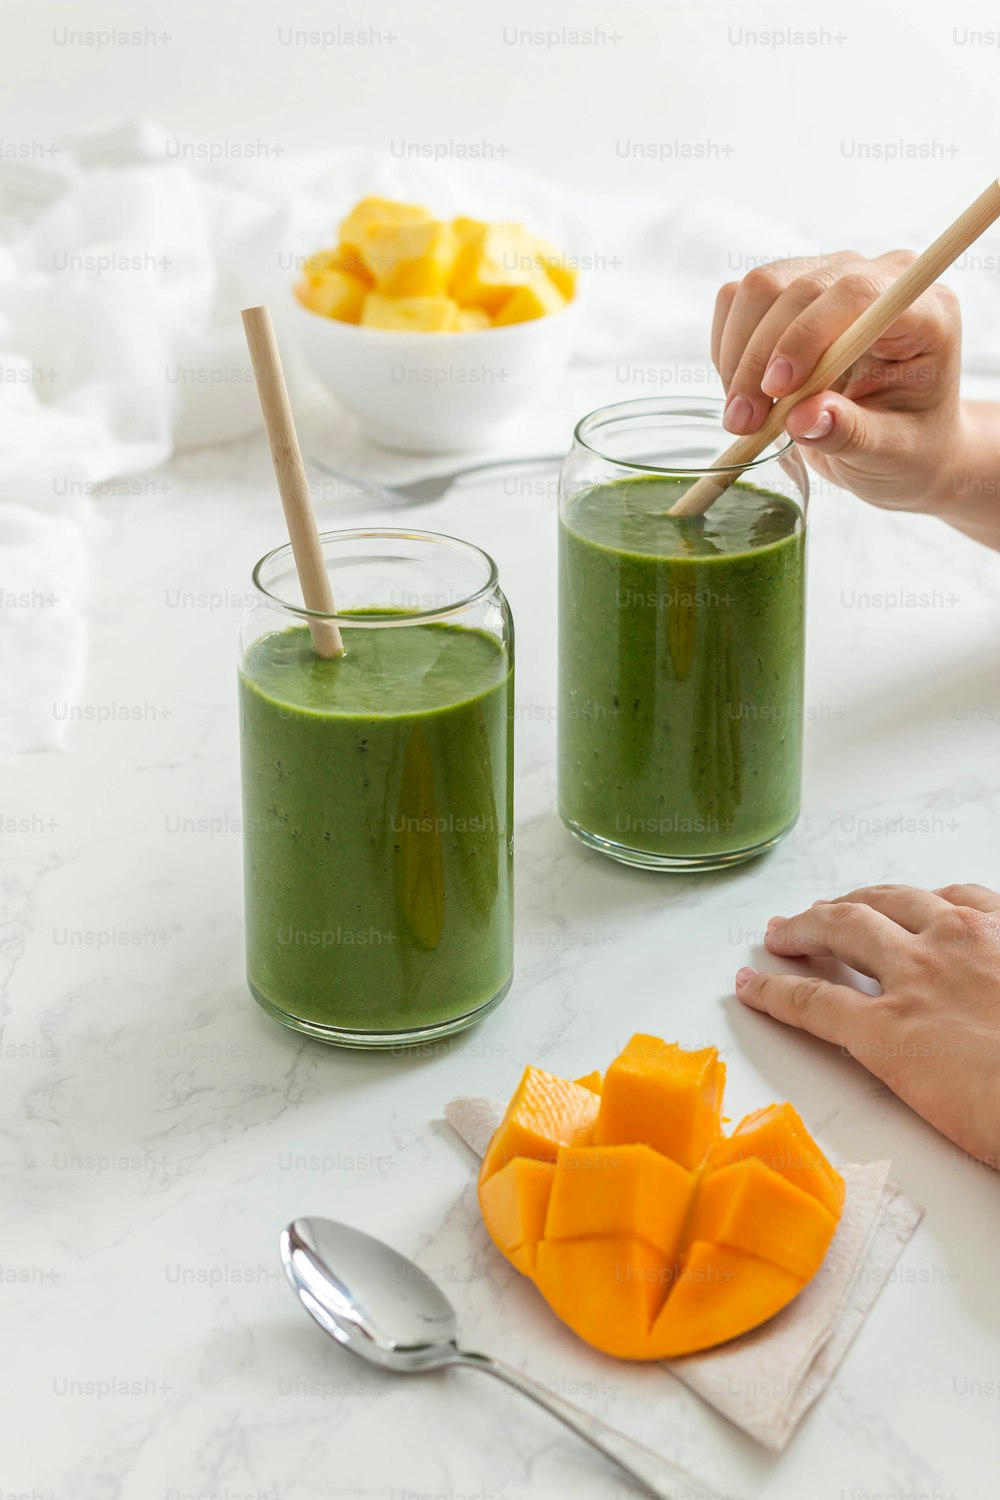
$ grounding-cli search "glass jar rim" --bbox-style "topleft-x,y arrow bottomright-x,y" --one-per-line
573,396 -> 796,475
251,527 -> 500,625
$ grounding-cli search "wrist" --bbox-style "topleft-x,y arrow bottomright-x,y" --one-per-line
929,401 -> 1000,543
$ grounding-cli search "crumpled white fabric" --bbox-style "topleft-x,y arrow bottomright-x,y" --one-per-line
5,118 -> 1000,751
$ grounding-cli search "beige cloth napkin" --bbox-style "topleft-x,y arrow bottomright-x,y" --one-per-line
444,1094 -> 923,1451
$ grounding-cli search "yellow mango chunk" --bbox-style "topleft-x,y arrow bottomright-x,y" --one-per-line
524,233 -> 577,299
449,222 -> 537,313
494,275 -> 566,326
339,196 -> 433,253
692,1158 -> 837,1282
361,219 -> 458,295
574,1070 -> 603,1094
544,1144 -> 693,1258
594,1035 -> 725,1170
296,269 -> 368,323
479,1157 -> 554,1275
534,1236 -> 673,1358
302,246 -> 372,287
650,1240 -> 804,1359
453,215 -> 488,244
706,1102 -> 845,1218
360,293 -> 460,332
481,1066 -> 599,1183
457,307 -> 492,332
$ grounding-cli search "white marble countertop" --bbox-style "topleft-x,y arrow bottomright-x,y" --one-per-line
7,363 -> 1000,1500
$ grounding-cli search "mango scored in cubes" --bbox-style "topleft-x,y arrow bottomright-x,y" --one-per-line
296,197 -> 576,329
478,1035 -> 844,1361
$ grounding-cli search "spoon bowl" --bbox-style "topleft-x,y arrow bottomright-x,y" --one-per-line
280,1216 -> 459,1373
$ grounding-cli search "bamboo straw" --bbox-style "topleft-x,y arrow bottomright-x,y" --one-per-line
670,178 -> 1000,517
242,306 -> 344,658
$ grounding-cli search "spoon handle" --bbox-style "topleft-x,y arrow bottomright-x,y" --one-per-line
456,1349 -> 742,1500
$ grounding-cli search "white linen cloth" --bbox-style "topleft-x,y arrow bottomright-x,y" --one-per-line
444,1094 -> 923,1452
5,118 -> 1000,750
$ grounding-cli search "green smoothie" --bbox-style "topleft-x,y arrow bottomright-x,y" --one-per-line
558,475 -> 805,864
240,616 -> 513,1039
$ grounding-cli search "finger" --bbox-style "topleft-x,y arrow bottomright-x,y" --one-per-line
725,266 -> 845,430
759,270 -> 951,403
783,389 -> 912,457
718,254 -> 857,429
735,966 -> 878,1051
711,282 -> 738,374
718,266 -> 789,422
933,883 -> 1000,913
826,884 -> 951,933
764,902 -> 904,981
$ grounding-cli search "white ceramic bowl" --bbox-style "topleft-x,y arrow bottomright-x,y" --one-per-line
293,295 -> 579,453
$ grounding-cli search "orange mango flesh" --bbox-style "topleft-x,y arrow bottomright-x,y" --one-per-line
705,1101 -> 846,1219
594,1034 -> 725,1171
534,1236 -> 673,1358
690,1158 -> 837,1282
650,1241 -> 804,1360
478,1037 -> 844,1360
545,1144 -> 695,1258
480,1066 -> 600,1182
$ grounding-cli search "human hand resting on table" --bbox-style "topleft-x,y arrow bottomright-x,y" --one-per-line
734,883 -> 1000,1168
713,251 -> 1000,550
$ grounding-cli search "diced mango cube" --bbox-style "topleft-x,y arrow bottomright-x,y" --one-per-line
494,275 -> 566,326
692,1158 -> 838,1282
457,306 -> 492,332
296,269 -> 368,322
481,1066 -> 599,1182
706,1103 -> 845,1218
594,1035 -> 725,1170
449,222 -> 537,312
453,215 -> 488,245
302,246 -> 373,287
338,196 -> 433,253
521,233 -> 577,299
361,219 -> 457,295
544,1144 -> 693,1258
360,293 -> 461,332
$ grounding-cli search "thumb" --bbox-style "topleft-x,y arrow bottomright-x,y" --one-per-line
784,391 -> 879,457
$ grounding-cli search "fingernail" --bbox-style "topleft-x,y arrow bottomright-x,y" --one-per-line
797,408 -> 834,440
735,966 -> 758,990
761,356 -> 793,395
766,915 -> 786,930
722,394 -> 753,433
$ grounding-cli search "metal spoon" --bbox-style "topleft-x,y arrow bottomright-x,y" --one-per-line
306,452 -> 561,506
280,1217 -> 740,1500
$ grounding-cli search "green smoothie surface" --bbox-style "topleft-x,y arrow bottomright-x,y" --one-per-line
563,474 -> 801,559
242,610 -> 509,719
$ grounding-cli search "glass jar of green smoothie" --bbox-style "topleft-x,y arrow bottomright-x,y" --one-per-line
558,397 -> 808,870
239,529 -> 514,1047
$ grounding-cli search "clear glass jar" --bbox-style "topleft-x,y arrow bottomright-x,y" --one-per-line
239,529 -> 514,1047
558,397 -> 808,870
